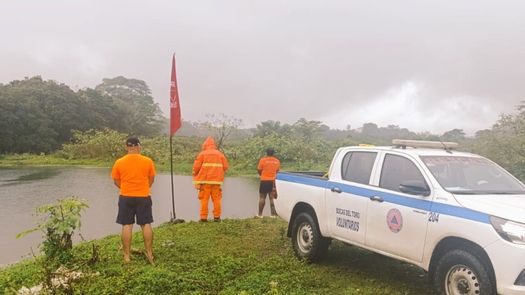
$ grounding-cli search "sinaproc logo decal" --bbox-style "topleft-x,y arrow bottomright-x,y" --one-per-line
386,208 -> 403,233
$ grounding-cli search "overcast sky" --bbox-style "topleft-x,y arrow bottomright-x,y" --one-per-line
1,0 -> 525,135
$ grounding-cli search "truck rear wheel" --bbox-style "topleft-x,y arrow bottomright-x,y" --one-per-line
291,212 -> 330,262
432,249 -> 495,295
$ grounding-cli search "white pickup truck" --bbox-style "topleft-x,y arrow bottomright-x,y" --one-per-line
275,140 -> 525,295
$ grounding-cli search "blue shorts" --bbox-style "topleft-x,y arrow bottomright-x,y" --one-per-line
116,196 -> 153,225
259,180 -> 274,194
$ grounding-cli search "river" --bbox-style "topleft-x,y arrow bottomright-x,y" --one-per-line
0,167 -> 261,266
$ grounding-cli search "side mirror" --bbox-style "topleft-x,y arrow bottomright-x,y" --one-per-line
399,180 -> 430,196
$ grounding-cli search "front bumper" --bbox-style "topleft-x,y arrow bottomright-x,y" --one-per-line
485,239 -> 525,294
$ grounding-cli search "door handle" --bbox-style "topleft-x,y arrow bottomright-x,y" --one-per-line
370,196 -> 384,202
330,187 -> 342,193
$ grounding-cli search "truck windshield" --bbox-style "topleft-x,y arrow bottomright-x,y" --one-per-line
420,156 -> 525,195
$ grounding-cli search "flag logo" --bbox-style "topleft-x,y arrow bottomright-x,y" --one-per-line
170,54 -> 182,135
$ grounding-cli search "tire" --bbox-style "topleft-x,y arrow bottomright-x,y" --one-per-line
291,212 -> 330,262
432,249 -> 496,295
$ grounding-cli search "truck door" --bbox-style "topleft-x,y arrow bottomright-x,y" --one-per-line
326,151 -> 378,246
365,153 -> 432,262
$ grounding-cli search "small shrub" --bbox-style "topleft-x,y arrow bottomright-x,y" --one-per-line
17,197 -> 89,265
61,129 -> 127,162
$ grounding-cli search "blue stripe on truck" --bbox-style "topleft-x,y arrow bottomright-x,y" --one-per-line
277,172 -> 490,224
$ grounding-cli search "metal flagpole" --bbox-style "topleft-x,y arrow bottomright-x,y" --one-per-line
170,135 -> 176,221
169,53 -> 184,224
169,135 -> 184,224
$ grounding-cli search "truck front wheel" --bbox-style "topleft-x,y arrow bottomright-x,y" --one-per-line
432,249 -> 496,295
291,212 -> 330,262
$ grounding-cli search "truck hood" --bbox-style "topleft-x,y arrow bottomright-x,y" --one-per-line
454,194 -> 525,224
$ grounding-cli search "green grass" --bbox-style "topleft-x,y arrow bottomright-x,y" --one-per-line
0,154 -> 256,176
0,219 -> 430,294
0,154 -> 326,178
0,154 -> 109,168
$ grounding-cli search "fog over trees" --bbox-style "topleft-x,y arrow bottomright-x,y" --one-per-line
1,76 -> 524,179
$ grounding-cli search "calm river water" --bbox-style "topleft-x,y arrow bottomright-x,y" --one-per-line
0,167 -> 261,266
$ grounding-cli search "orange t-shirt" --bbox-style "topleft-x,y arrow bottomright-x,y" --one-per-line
257,156 -> 280,181
111,154 -> 156,197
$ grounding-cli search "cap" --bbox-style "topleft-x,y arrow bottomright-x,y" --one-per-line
126,137 -> 140,147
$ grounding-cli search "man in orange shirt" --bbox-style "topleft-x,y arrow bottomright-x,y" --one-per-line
257,148 -> 280,218
193,137 -> 229,222
111,137 -> 156,264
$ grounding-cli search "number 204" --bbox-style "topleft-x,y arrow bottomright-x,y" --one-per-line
428,212 -> 440,223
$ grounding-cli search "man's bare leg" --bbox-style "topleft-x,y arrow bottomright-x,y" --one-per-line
141,224 -> 154,265
269,196 -> 277,216
258,193 -> 267,216
121,224 -> 133,263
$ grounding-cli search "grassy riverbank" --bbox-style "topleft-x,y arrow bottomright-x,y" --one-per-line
0,154 -> 218,175
0,154 -> 329,178
0,154 -> 108,167
0,218 -> 430,294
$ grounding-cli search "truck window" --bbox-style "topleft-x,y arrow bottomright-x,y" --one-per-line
380,154 -> 428,194
341,151 -> 377,184
421,156 -> 525,194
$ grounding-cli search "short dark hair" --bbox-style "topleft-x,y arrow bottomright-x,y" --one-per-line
126,137 -> 140,147
266,148 -> 275,156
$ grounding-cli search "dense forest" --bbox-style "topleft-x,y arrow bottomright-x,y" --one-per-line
0,76 -> 164,153
1,76 -> 524,179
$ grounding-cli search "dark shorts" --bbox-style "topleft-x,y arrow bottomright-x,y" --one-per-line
259,180 -> 274,194
116,196 -> 153,225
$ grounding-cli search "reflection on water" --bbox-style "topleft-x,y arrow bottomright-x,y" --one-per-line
1,168 -> 61,184
0,167 -> 261,266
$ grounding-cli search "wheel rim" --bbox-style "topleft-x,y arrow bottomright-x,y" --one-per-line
445,264 -> 481,295
296,221 -> 314,254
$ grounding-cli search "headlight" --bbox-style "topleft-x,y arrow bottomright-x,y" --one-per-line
490,216 -> 525,245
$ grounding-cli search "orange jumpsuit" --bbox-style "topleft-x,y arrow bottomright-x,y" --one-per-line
192,137 -> 229,220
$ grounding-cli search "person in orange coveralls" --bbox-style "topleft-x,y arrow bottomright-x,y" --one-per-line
256,148 -> 280,218
192,137 -> 229,222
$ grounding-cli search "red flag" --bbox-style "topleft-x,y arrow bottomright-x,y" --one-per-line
170,54 -> 182,135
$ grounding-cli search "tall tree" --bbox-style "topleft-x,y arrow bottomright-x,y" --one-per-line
0,77 -> 85,153
95,76 -> 164,136
254,120 -> 292,137
470,102 -> 525,179
77,88 -> 122,131
292,118 -> 327,141
361,122 -> 379,137
441,129 -> 466,141
197,113 -> 243,150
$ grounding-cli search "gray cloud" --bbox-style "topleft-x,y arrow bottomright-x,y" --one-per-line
1,0 -> 524,134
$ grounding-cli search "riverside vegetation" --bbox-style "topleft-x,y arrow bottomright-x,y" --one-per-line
2,108 -> 525,180
1,76 -> 525,180
1,215 -> 430,294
